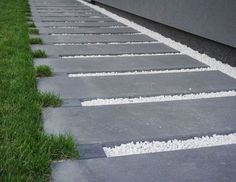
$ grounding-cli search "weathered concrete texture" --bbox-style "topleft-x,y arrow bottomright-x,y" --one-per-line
32,43 -> 178,57
35,55 -> 207,73
52,144 -> 236,182
43,97 -> 236,144
38,71 -> 236,100
37,34 -> 154,43
37,27 -> 138,34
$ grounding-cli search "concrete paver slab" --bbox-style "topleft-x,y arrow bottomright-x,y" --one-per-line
51,144 -> 236,182
32,21 -> 123,28
32,17 -> 114,22
32,43 -> 178,57
37,27 -> 138,34
35,55 -> 207,73
32,13 -> 105,22
38,71 -> 236,99
37,34 -> 154,43
31,12 -> 103,17
43,97 -> 236,144
34,21 -> 117,27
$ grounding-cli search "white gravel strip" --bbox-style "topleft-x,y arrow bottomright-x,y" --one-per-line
68,67 -> 213,77
78,0 -> 236,79
103,133 -> 236,157
55,41 -> 159,45
81,90 -> 236,106
61,52 -> 182,58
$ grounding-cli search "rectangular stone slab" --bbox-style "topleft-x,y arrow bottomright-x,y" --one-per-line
31,7 -> 92,12
30,4 -> 82,7
51,144 -> 236,182
38,71 -> 236,100
31,5 -> 86,9
43,97 -> 236,144
31,8 -> 92,11
31,9 -> 100,14
32,13 -> 104,22
30,5 -> 88,9
34,21 -> 117,27
31,12 -> 103,17
35,55 -> 207,73
32,13 -> 109,19
37,27 -> 138,34
30,9 -> 92,13
32,17 -> 113,22
37,34 -> 154,43
31,7 -> 90,11
32,43 -> 178,57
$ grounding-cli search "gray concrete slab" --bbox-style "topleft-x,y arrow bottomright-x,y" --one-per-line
43,97 -> 236,144
31,12 -> 102,17
32,13 -> 103,22
52,144 -> 236,182
35,55 -> 207,73
30,4 -> 81,6
36,34 -> 153,43
31,8 -> 94,12
34,21 -> 117,27
38,71 -> 236,100
32,17 -> 114,22
30,5 -> 88,9
37,27 -> 138,34
32,43 -> 178,57
30,5 -> 87,7
30,9 -> 92,13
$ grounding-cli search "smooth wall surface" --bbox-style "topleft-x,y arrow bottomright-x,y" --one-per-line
94,0 -> 236,48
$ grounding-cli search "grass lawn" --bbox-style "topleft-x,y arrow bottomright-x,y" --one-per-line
0,0 -> 78,181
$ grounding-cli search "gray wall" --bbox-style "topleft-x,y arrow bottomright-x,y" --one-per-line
94,0 -> 236,48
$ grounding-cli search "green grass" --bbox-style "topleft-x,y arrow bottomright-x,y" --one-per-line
0,0 -> 78,181
32,49 -> 47,58
39,92 -> 62,107
29,28 -> 39,34
25,12 -> 31,17
28,22 -> 36,28
35,65 -> 53,77
30,37 -> 43,44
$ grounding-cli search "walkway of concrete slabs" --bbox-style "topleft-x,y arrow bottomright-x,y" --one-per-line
30,0 -> 236,181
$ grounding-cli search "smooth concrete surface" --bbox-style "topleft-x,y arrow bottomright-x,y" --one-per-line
31,12 -> 102,16
32,16 -> 111,22
38,71 -> 236,100
52,144 -> 236,182
34,21 -> 117,27
36,34 -> 154,43
95,0 -> 236,48
32,43 -> 178,57
43,97 -> 236,144
31,11 -> 102,16
31,21 -> 123,27
37,27 -> 138,34
35,55 -> 207,73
